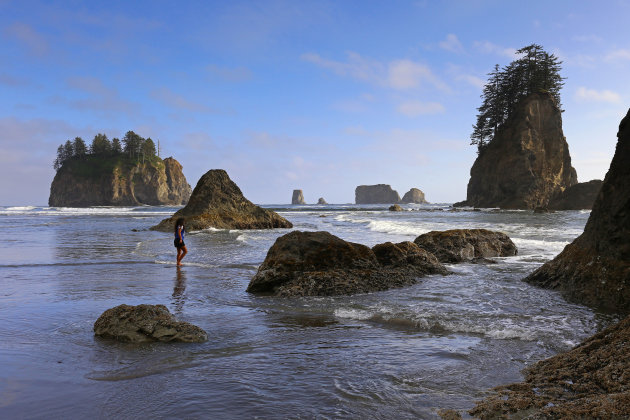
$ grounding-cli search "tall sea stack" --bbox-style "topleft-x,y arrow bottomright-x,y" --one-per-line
355,184 -> 400,204
457,92 -> 577,209
525,109 -> 630,313
292,190 -> 306,205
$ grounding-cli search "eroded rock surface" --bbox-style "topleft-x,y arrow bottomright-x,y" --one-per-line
292,189 -> 306,204
548,179 -> 602,210
246,231 -> 447,297
151,169 -> 292,231
355,184 -> 401,204
414,229 -> 517,263
401,188 -> 428,204
94,304 -> 207,343
317,197 -> 328,205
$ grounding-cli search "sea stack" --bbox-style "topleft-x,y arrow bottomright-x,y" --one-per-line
456,92 -> 577,209
317,197 -> 328,205
401,188 -> 428,204
151,169 -> 292,231
49,156 -> 191,207
355,184 -> 401,204
547,179 -> 603,210
525,109 -> 630,313
292,189 -> 306,205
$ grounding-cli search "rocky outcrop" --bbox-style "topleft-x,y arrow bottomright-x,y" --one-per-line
246,231 -> 448,297
317,197 -> 328,205
456,92 -> 577,209
469,314 -> 630,419
414,229 -> 517,263
355,184 -> 401,204
94,304 -> 207,343
547,179 -> 603,210
401,188 -> 428,204
151,169 -> 292,231
389,204 -> 403,211
49,156 -> 191,207
292,189 -> 306,205
525,109 -> 630,313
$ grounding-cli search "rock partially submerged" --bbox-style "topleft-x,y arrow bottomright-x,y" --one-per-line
547,179 -> 603,210
414,229 -> 517,263
355,184 -> 401,204
292,189 -> 306,205
317,197 -> 328,205
401,188 -> 428,204
246,231 -> 448,297
151,169 -> 292,231
469,315 -> 630,419
389,204 -> 403,211
94,304 -> 207,343
525,109 -> 630,313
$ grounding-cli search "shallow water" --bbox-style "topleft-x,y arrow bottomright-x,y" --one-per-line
0,204 -> 615,419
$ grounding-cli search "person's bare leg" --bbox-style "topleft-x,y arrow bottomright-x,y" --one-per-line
178,246 -> 188,265
177,247 -> 183,266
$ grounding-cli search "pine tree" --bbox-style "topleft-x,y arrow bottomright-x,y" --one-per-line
90,133 -> 111,155
73,137 -> 87,157
111,138 -> 122,154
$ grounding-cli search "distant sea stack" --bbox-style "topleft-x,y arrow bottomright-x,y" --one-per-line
548,179 -> 603,210
292,189 -> 306,205
355,184 -> 401,204
401,188 -> 428,204
525,109 -> 630,313
49,156 -> 191,207
456,92 -> 577,209
151,169 -> 292,231
317,197 -> 328,205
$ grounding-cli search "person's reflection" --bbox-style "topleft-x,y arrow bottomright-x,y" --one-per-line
173,266 -> 187,314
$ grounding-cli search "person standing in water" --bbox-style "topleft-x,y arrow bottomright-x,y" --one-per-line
174,217 -> 187,266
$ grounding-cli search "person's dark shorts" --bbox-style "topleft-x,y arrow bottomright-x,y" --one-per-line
174,238 -> 185,248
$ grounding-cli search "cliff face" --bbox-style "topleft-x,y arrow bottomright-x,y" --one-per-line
49,156 -> 191,207
525,109 -> 630,313
292,189 -> 306,204
151,169 -> 292,231
355,184 -> 401,204
547,179 -> 602,210
460,92 -> 577,209
401,188 -> 427,204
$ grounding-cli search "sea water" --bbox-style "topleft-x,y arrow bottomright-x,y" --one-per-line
0,204 -> 616,419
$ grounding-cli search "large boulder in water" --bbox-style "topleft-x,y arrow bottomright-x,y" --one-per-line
401,188 -> 428,204
525,109 -> 630,313
414,229 -> 517,263
456,92 -> 577,209
151,169 -> 292,231
469,314 -> 630,419
94,304 -> 207,343
292,189 -> 306,204
355,184 -> 401,204
246,231 -> 448,297
547,179 -> 603,210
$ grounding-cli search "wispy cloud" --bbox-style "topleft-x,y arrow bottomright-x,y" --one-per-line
456,74 -> 485,89
397,100 -> 445,117
151,87 -> 219,114
58,76 -> 137,117
575,87 -> 621,103
439,34 -> 464,54
302,52 -> 448,91
605,49 -> 630,62
0,73 -> 30,86
206,64 -> 253,82
473,41 -> 516,58
3,22 -> 49,56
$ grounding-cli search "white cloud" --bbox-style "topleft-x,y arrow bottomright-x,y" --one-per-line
397,100 -> 445,116
456,74 -> 485,88
605,49 -> 630,62
575,87 -> 621,103
302,52 -> 447,91
2,22 -> 49,56
151,87 -> 219,113
439,34 -> 464,53
473,41 -> 516,58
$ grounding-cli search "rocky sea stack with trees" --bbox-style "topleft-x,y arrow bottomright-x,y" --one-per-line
49,131 -> 191,207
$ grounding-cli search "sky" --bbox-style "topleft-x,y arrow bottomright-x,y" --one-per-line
1,0 -> 629,206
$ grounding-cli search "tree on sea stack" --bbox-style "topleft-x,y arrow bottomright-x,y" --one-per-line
471,44 -> 565,154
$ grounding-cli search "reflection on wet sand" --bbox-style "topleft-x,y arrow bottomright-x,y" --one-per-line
172,266 -> 186,314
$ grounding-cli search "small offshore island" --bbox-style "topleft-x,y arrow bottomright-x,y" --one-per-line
49,131 -> 191,207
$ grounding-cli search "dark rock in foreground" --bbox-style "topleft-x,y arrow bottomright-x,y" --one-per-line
246,231 -> 448,297
525,109 -> 630,313
355,184 -> 401,204
292,189 -> 306,205
469,315 -> 630,419
456,92 -> 577,209
547,179 -> 603,210
401,188 -> 428,204
94,304 -> 207,343
151,169 -> 292,231
414,229 -> 517,263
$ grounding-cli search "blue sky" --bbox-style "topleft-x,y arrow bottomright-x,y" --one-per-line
1,0 -> 628,205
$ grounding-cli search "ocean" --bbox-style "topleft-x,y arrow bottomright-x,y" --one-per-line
0,204 -> 616,419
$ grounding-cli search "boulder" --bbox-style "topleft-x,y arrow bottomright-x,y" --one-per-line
389,204 -> 403,211
317,197 -> 328,205
94,304 -> 207,343
355,184 -> 401,204
246,231 -> 448,297
49,155 -> 191,207
548,179 -> 603,210
401,188 -> 428,204
414,229 -> 517,263
525,109 -> 630,313
469,314 -> 630,419
151,169 -> 292,231
292,189 -> 306,205
456,92 -> 577,209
